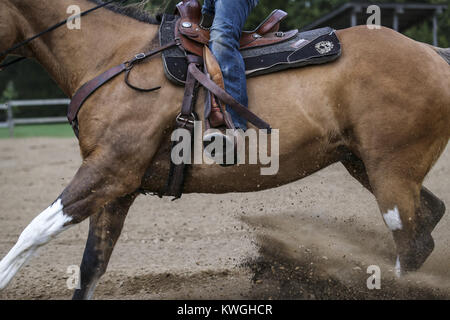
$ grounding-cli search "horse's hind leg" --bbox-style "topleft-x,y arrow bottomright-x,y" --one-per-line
72,193 -> 137,300
342,153 -> 446,234
370,169 -> 435,276
341,153 -> 446,275
417,187 -> 446,235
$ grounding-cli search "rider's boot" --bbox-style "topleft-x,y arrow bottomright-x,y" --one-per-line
209,95 -> 225,128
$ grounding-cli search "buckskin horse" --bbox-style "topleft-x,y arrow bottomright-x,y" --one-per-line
0,0 -> 449,300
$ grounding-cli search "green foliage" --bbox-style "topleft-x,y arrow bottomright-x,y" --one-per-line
0,59 -> 66,118
0,81 -> 18,103
0,58 -> 65,100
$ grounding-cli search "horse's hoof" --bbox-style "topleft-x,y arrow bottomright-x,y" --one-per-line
397,231 -> 435,275
419,188 -> 446,234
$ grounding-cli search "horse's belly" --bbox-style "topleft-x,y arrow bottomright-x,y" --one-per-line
140,133 -> 343,195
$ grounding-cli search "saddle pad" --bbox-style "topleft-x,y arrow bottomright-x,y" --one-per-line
159,14 -> 342,86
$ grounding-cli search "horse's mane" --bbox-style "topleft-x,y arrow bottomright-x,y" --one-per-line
87,0 -> 161,25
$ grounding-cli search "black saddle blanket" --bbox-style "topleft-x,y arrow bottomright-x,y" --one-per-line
159,14 -> 341,86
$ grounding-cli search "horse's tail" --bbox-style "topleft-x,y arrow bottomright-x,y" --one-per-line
418,42 -> 450,65
432,46 -> 450,65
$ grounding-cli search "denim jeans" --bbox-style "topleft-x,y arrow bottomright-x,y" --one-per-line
202,0 -> 258,131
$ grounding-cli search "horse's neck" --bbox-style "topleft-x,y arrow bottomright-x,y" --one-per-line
11,0 -> 158,96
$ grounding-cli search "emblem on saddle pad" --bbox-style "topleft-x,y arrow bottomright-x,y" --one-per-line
315,41 -> 334,54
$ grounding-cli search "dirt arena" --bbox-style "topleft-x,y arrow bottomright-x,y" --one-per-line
0,138 -> 448,300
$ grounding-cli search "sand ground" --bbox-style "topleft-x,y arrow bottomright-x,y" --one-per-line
0,138 -> 448,299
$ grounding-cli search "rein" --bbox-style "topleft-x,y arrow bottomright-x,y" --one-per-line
0,0 -> 127,70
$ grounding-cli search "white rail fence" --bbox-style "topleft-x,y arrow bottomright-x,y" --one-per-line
0,99 -> 70,137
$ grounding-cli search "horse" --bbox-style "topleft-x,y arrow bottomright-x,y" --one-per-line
0,0 -> 448,300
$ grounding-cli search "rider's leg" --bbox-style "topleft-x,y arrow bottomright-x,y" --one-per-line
208,0 -> 256,131
201,0 -> 215,17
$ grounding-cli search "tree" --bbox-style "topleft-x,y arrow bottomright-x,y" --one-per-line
0,81 -> 18,103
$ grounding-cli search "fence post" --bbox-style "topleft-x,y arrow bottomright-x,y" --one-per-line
6,102 -> 14,137
432,11 -> 438,47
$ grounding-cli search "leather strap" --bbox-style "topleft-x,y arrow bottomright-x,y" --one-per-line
188,64 -> 272,132
124,40 -> 180,92
67,41 -> 178,137
180,66 -> 198,117
125,40 -> 179,66
124,68 -> 161,92
164,60 -> 200,199
68,63 -> 127,136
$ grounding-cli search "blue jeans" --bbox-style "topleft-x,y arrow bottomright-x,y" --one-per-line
202,0 -> 258,131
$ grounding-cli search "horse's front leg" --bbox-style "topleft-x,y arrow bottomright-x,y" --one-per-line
0,122 -> 164,291
72,192 -> 137,300
0,161 -> 141,291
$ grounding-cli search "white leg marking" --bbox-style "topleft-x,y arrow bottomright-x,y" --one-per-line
383,206 -> 403,231
0,199 -> 72,290
395,256 -> 401,278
